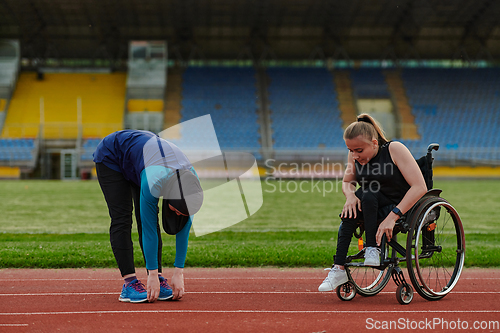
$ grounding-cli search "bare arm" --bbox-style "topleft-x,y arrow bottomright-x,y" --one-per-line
341,152 -> 361,219
376,142 -> 427,245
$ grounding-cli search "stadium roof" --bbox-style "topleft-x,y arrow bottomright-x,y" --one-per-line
0,0 -> 499,62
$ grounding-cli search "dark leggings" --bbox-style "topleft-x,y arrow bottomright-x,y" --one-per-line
96,163 -> 163,276
334,187 -> 395,266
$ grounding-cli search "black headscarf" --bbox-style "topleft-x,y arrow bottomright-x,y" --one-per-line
162,169 -> 203,235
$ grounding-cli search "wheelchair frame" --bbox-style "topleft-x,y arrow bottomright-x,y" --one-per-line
336,143 -> 466,305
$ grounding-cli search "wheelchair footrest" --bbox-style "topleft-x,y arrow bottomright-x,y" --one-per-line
391,266 -> 409,287
341,249 -> 365,264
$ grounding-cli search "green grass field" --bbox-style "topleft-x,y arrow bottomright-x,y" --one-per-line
0,179 -> 499,268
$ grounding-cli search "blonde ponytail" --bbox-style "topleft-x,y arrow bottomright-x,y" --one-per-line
343,113 -> 389,146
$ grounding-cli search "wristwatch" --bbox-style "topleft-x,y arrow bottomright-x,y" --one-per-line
392,207 -> 403,217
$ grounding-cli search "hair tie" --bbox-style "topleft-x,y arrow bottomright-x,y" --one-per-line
357,117 -> 370,123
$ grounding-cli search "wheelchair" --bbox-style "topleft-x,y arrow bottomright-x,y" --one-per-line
335,143 -> 465,305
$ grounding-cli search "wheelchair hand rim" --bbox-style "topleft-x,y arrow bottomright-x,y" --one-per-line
414,201 -> 465,297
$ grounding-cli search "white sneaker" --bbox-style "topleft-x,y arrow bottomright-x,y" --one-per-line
318,266 -> 348,292
364,247 -> 381,266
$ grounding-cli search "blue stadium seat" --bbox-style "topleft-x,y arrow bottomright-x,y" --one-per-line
400,68 -> 500,162
266,67 -> 343,149
80,138 -> 102,161
0,139 -> 37,162
180,67 -> 261,151
349,68 -> 391,98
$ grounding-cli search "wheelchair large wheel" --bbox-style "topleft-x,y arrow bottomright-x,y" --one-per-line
345,245 -> 394,297
406,196 -> 465,301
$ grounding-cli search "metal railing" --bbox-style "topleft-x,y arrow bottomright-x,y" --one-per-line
263,147 -> 500,167
2,122 -> 122,139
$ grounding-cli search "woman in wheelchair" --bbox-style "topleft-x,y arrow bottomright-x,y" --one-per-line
319,114 -> 428,292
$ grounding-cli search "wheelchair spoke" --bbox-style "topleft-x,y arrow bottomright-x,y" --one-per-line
345,236 -> 393,296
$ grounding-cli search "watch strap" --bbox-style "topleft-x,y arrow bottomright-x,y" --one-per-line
392,207 -> 403,217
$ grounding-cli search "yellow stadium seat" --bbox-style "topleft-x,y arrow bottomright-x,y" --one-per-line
0,166 -> 21,179
3,73 -> 126,139
127,99 -> 164,112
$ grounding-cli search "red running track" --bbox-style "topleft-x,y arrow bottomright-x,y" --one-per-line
0,268 -> 498,332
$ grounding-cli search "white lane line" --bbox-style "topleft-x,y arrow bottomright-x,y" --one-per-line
0,291 -> 497,296
0,276 -> 316,282
1,310 -> 499,316
0,277 -> 498,281
0,324 -> 28,326
0,292 -> 117,296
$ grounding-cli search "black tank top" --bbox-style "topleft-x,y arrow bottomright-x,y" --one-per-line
355,141 -> 410,203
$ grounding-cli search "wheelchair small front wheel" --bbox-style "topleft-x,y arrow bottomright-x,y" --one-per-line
396,283 -> 413,305
336,282 -> 356,301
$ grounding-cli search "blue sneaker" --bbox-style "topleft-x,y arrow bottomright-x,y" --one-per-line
158,276 -> 173,301
119,279 -> 148,303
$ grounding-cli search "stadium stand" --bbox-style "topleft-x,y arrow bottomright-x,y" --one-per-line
0,166 -> 21,178
180,66 -> 261,150
163,67 -> 183,136
0,59 -> 18,99
0,72 -> 126,177
267,67 -> 344,149
124,42 -> 167,134
127,99 -> 164,112
255,68 -> 273,160
0,103 -> 6,134
0,138 -> 38,173
0,98 -> 6,111
384,70 -> 420,140
0,138 -> 36,161
80,138 -> 101,162
125,98 -> 165,134
2,72 -> 125,139
0,40 -> 20,137
349,68 -> 390,98
2,64 -> 498,177
333,70 -> 357,129
400,68 -> 500,163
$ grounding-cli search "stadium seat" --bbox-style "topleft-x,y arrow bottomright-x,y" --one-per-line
400,68 -> 500,162
3,73 -> 125,139
349,68 -> 391,98
180,67 -> 261,150
0,138 -> 36,162
267,67 -> 344,149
